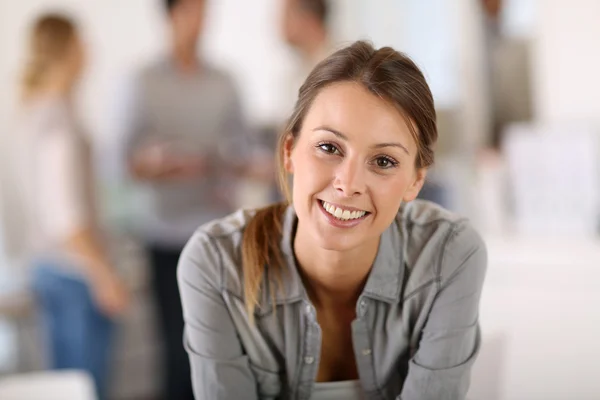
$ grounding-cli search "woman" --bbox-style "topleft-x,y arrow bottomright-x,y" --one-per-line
178,41 -> 487,399
12,14 -> 128,400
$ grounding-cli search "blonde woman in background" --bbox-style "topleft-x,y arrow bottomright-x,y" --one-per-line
10,14 -> 129,400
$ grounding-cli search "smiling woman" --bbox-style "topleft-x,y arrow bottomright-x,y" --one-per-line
177,41 -> 487,400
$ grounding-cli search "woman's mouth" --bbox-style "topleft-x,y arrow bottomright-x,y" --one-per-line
318,200 -> 370,224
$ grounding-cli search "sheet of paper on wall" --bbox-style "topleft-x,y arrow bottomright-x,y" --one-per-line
503,123 -> 599,236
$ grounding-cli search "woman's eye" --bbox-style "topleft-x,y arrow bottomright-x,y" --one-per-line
375,156 -> 398,169
318,143 -> 340,155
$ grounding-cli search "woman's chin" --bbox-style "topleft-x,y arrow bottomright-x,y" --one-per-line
311,227 -> 364,252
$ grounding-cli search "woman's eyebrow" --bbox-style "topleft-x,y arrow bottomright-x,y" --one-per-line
372,142 -> 410,155
313,125 -> 410,155
313,126 -> 348,140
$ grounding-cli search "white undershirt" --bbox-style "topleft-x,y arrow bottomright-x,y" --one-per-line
310,380 -> 365,400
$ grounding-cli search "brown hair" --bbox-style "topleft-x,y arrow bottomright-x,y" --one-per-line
242,41 -> 437,319
20,14 -> 77,100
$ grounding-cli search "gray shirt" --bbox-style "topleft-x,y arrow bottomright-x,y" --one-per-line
125,59 -> 248,245
177,200 -> 487,400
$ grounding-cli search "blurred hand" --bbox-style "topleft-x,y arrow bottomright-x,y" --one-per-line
132,143 -> 207,181
169,154 -> 207,179
91,270 -> 130,318
246,156 -> 275,182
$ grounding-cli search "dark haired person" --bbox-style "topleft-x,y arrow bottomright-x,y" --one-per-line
122,0 -> 250,398
281,0 -> 333,119
178,41 -> 487,399
282,0 -> 331,65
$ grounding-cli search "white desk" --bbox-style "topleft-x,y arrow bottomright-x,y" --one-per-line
468,236 -> 600,400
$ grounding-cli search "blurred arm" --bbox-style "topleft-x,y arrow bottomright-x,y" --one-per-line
39,128 -> 128,315
217,90 -> 274,181
120,75 -> 202,182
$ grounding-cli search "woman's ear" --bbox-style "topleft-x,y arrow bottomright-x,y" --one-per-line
283,134 -> 295,173
402,168 -> 427,202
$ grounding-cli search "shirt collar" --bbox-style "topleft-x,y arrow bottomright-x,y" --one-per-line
263,205 -> 404,308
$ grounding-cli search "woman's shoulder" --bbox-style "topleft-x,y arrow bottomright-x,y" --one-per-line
397,199 -> 481,237
198,208 -> 258,238
18,97 -> 74,135
397,200 -> 486,285
398,199 -> 463,227
177,208 -> 257,295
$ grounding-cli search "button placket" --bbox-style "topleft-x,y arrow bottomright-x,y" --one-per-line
357,297 -> 368,318
297,301 -> 321,399
352,318 -> 377,394
305,304 -> 313,317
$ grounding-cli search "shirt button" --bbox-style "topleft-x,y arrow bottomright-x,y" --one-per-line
304,356 -> 315,364
305,304 -> 315,316
360,300 -> 367,309
362,349 -> 372,356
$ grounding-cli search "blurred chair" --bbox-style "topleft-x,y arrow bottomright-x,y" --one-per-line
0,370 -> 97,400
0,289 -> 42,373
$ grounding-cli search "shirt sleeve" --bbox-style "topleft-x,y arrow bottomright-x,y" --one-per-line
118,73 -> 148,174
177,230 -> 258,400
399,222 -> 488,400
215,81 -> 253,167
37,127 -> 88,241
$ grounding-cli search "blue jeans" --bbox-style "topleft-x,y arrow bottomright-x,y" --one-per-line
32,263 -> 115,400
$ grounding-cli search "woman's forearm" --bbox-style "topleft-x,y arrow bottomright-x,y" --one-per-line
62,226 -> 115,279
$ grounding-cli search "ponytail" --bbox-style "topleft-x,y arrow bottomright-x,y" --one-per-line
21,58 -> 48,100
241,202 -> 288,322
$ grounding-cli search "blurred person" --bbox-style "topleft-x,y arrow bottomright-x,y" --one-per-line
254,0 -> 333,202
281,0 -> 333,116
178,41 -> 487,399
480,0 -> 533,149
8,13 -> 129,400
122,0 -> 253,398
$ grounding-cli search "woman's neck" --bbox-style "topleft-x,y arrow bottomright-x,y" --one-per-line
172,44 -> 199,74
293,222 -> 379,309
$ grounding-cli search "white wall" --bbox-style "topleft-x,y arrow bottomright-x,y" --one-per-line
533,0 -> 600,125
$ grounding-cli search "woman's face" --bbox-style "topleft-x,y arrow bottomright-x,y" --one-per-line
171,0 -> 205,49
285,82 -> 427,252
65,35 -> 86,82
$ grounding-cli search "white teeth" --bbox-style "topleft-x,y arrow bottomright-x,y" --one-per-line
321,201 -> 367,221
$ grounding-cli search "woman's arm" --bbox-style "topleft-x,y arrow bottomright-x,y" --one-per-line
399,222 -> 488,400
178,231 -> 258,399
39,127 -> 128,317
63,227 -> 129,316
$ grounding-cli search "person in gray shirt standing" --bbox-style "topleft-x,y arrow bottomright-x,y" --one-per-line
178,41 -> 487,399
123,0 -> 252,398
